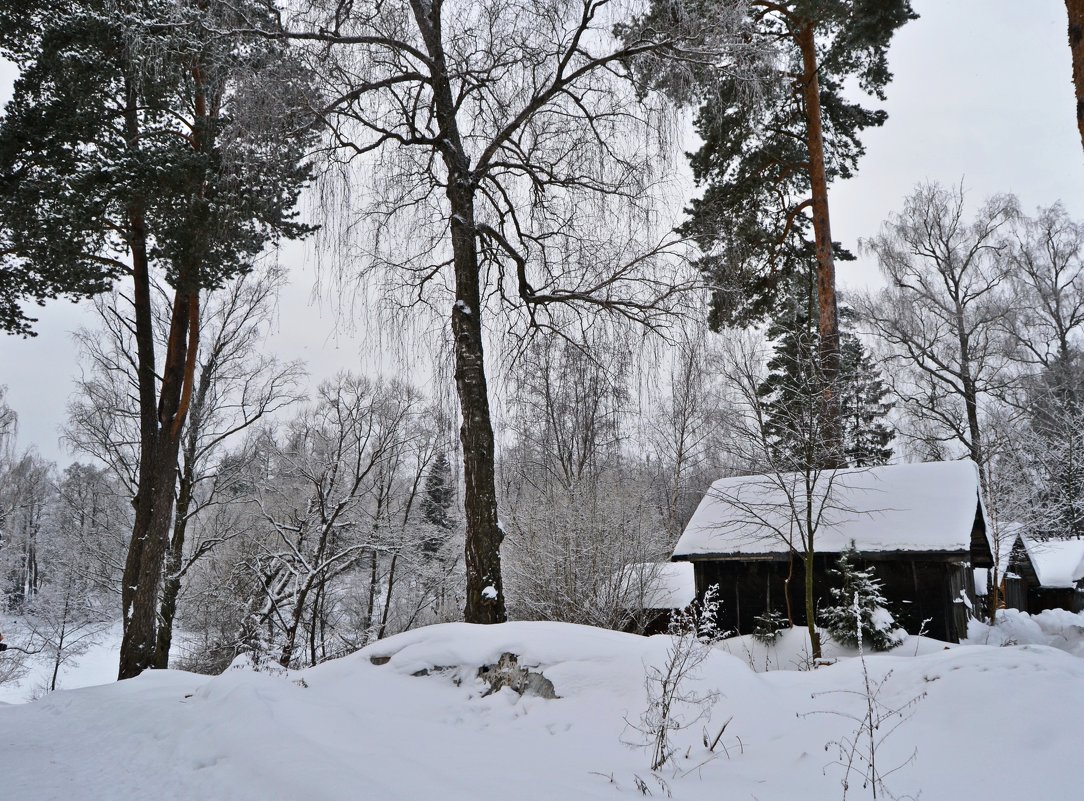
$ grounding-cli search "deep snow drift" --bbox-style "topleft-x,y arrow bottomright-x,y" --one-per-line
2,619 -> 1084,800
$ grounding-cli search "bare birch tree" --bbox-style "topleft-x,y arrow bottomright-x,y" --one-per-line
22,543 -> 113,694
858,183 -> 1020,616
500,334 -> 671,629
0,452 -> 53,607
52,463 -> 131,600
243,375 -> 425,667
995,204 -> 1084,540
645,327 -> 729,539
248,0 -> 755,622
1003,203 -> 1084,380
0,389 -> 15,455
857,183 -> 1018,478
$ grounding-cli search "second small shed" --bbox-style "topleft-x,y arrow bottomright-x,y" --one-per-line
1021,537 -> 1084,613
617,562 -> 696,635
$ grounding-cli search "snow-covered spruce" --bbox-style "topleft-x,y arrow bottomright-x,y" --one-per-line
822,543 -> 904,651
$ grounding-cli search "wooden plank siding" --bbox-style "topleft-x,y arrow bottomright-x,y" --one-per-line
692,553 -> 978,643
1028,586 -> 1084,614
1001,576 -> 1028,612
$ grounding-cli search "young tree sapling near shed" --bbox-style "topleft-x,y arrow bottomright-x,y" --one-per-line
822,543 -> 902,652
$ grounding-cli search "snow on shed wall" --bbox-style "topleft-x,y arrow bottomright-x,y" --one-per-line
643,562 -> 695,609
673,460 -> 985,558
617,562 -> 696,609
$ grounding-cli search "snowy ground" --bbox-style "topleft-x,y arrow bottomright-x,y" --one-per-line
965,608 -> 1084,657
1,616 -> 1083,800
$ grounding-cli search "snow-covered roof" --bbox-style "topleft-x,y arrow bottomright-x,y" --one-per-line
1022,538 -> 1084,588
988,521 -> 1023,575
618,562 -> 696,609
673,461 -> 988,559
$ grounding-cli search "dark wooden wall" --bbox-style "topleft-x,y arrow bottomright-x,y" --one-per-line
1001,577 -> 1028,612
1027,586 -> 1084,614
621,609 -> 676,636
693,554 -> 975,643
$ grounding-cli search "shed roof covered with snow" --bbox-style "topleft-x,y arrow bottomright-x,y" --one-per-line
1022,538 -> 1084,588
673,460 -> 991,563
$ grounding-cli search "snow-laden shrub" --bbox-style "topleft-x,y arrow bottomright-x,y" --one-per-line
632,585 -> 723,772
822,544 -> 904,652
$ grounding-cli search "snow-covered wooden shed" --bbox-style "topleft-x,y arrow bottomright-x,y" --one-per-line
671,461 -> 994,643
1020,537 -> 1084,613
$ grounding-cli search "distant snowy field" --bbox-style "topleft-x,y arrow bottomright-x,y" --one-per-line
0,620 -> 123,704
2,615 -> 1083,800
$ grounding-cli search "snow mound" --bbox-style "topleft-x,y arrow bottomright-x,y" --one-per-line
353,620 -> 647,679
714,626 -> 951,672
0,619 -> 123,704
965,608 -> 1084,656
1,620 -> 1083,800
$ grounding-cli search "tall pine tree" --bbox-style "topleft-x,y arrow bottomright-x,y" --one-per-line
629,0 -> 914,466
684,0 -> 915,319
839,327 -> 894,467
0,0 -> 316,677
759,270 -> 894,470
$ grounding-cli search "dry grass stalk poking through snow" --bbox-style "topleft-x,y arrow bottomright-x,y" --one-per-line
807,592 -> 925,801
628,586 -> 724,776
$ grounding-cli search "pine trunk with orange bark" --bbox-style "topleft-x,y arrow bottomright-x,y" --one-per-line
1067,0 -> 1084,153
797,23 -> 844,471
118,287 -> 200,680
118,59 -> 206,679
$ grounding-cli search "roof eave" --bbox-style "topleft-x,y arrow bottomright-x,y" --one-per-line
673,549 -> 974,562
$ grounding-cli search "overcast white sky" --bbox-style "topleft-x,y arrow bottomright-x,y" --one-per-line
1,0 -> 1083,464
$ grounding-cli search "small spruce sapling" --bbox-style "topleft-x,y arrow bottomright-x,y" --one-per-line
823,544 -> 903,652
752,610 -> 790,644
